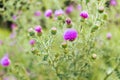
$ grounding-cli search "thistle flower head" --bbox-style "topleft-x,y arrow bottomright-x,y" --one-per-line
12,15 -> 17,21
11,23 -> 17,30
29,39 -> 36,46
65,5 -> 73,14
107,32 -> 112,40
63,29 -> 78,41
34,11 -> 41,16
35,25 -> 42,33
44,9 -> 52,17
77,4 -> 82,10
110,0 -> 117,6
54,9 -> 64,17
51,27 -> 57,35
0,54 -> 11,67
80,11 -> 89,19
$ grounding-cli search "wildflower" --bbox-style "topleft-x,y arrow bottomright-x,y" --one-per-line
34,25 -> 42,36
35,25 -> 42,33
12,15 -> 17,21
107,33 -> 112,40
44,9 -> 52,17
77,4 -> 82,10
80,11 -> 89,19
65,18 -> 71,25
65,18 -> 72,28
63,29 -> 78,41
54,9 -> 64,17
65,5 -> 73,14
29,39 -> 36,46
0,54 -> 11,67
11,23 -> 17,30
92,54 -> 97,59
34,11 -> 41,16
110,0 -> 117,6
61,41 -> 67,48
28,28 -> 35,36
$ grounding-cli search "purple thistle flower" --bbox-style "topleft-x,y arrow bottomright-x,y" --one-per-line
107,33 -> 112,40
11,23 -> 17,30
34,25 -> 42,33
54,9 -> 64,17
29,39 -> 36,46
12,15 -> 17,21
65,5 -> 73,14
34,11 -> 41,16
63,29 -> 78,41
0,54 -> 11,67
44,9 -> 52,17
77,4 -> 82,10
110,0 -> 117,6
65,18 -> 71,25
80,11 -> 89,19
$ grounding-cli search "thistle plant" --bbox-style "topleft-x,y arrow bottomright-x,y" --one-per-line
0,0 -> 120,80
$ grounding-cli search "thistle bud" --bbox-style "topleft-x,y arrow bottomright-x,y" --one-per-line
51,27 -> 57,35
103,13 -> 108,20
61,42 -> 67,48
57,15 -> 64,20
28,28 -> 35,36
80,11 -> 89,19
65,18 -> 72,28
98,6 -> 104,13
91,24 -> 99,33
92,54 -> 97,59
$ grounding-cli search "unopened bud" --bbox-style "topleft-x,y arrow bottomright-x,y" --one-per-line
51,27 -> 57,35
61,42 -> 67,48
28,28 -> 35,36
103,13 -> 108,20
65,18 -> 71,25
92,54 -> 97,59
98,6 -> 104,13
91,24 -> 99,33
